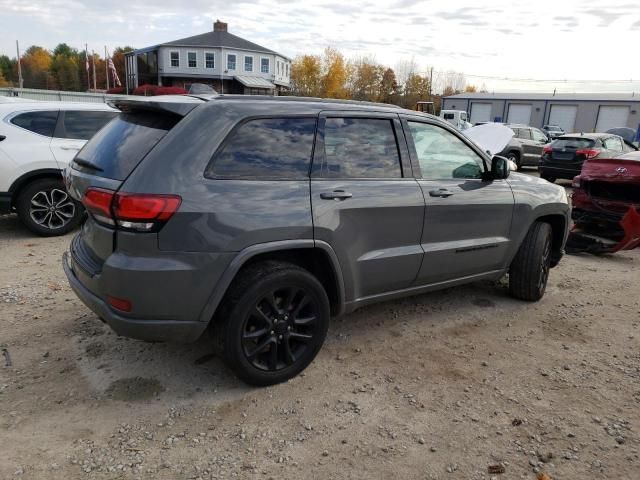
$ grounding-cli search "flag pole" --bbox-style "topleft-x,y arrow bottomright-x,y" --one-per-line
92,50 -> 97,91
105,46 -> 109,90
85,44 -> 90,91
16,40 -> 24,89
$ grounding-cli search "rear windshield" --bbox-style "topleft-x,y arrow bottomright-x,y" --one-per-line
443,113 -> 455,120
74,112 -> 179,180
552,138 -> 595,149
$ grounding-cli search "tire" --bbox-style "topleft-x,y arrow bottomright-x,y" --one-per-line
509,222 -> 552,301
214,261 -> 330,386
15,178 -> 84,236
507,151 -> 521,170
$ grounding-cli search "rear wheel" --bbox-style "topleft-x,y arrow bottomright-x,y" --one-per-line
15,178 -> 84,236
509,222 -> 552,301
215,261 -> 330,386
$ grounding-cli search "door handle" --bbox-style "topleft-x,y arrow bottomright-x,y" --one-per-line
429,188 -> 454,198
320,190 -> 353,200
60,145 -> 81,151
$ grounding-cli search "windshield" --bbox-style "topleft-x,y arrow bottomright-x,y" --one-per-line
547,126 -> 562,131
443,113 -> 455,120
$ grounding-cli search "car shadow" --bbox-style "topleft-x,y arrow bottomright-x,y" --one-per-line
70,278 -> 517,403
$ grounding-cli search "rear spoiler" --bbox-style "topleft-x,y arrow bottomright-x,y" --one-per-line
110,95 -> 207,117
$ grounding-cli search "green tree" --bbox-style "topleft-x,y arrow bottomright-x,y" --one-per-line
380,68 -> 400,105
403,73 -> 430,109
21,46 -> 53,89
0,55 -> 14,84
51,54 -> 80,91
53,43 -> 79,58
350,57 -> 384,102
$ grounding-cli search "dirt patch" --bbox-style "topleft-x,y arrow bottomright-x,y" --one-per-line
0,207 -> 639,480
103,377 -> 165,401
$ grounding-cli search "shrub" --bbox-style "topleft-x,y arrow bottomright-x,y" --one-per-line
155,86 -> 188,95
132,84 -> 159,96
132,84 -> 187,96
106,86 -> 125,94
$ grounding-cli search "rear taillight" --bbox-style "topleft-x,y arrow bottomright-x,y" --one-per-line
82,188 -> 181,232
572,176 -> 581,188
543,145 -> 553,154
576,148 -> 600,160
113,193 -> 182,231
83,188 -> 116,226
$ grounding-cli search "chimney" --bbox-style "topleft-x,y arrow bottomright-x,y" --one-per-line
214,20 -> 228,32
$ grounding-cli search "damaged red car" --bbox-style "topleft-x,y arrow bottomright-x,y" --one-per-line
569,151 -> 640,253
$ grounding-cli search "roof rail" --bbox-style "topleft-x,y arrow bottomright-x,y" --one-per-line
210,94 -> 404,109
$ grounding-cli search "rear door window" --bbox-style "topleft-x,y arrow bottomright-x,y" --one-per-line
73,112 -> 180,180
532,129 -> 547,142
206,117 -> 317,178
10,110 -> 59,137
58,110 -> 118,140
316,117 -> 402,178
518,129 -> 532,140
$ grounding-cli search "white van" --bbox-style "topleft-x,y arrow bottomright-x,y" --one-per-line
439,110 -> 472,131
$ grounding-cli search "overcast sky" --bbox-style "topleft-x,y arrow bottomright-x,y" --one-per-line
1,0 -> 639,93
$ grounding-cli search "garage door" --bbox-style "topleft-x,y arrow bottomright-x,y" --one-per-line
507,104 -> 532,125
470,103 -> 492,124
548,105 -> 577,133
596,106 -> 630,132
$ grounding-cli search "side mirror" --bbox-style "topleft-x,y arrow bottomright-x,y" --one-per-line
491,155 -> 511,179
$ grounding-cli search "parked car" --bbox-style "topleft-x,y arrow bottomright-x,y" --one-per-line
63,95 -> 570,386
497,124 -> 549,169
539,133 -> 637,182
439,110 -> 472,130
0,101 -> 118,235
542,124 -> 565,140
570,151 -> 640,252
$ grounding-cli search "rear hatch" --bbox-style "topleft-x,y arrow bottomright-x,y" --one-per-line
66,97 -> 202,273
547,137 -> 596,163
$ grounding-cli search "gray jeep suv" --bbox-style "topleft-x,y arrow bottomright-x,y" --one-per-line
63,95 -> 570,386
499,124 -> 549,169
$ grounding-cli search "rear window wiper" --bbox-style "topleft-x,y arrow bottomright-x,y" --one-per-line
73,158 -> 104,172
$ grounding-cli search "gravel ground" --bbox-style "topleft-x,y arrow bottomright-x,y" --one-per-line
1,182 -> 639,479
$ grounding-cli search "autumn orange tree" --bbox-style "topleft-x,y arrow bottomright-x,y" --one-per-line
321,47 -> 350,99
290,54 -> 322,97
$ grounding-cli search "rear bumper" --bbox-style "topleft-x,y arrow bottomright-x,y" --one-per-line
538,164 -> 581,180
62,252 -> 208,343
0,192 -> 12,214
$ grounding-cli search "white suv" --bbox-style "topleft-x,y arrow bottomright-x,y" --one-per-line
0,101 -> 118,235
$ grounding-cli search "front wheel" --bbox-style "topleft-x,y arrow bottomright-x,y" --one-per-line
507,152 -> 521,170
15,178 -> 84,236
509,222 -> 552,301
215,261 -> 330,386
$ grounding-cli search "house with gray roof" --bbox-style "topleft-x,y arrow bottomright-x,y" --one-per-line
124,20 -> 291,95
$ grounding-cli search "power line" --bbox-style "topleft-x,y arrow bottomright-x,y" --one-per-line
420,70 -> 638,84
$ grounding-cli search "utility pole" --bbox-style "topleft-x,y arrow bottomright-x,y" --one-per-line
429,67 -> 433,97
92,50 -> 97,91
16,40 -> 24,88
105,46 -> 109,90
85,44 -> 90,91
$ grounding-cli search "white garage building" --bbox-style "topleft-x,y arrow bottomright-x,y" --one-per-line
442,92 -> 640,134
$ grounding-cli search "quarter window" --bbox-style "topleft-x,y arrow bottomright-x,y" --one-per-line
205,52 -> 215,69
318,118 -> 402,178
261,58 -> 269,73
532,129 -> 547,142
206,118 -> 317,178
244,56 -> 253,72
59,111 -> 118,140
604,136 -> 623,151
187,52 -> 197,68
407,121 -> 484,180
10,111 -> 58,137
227,54 -> 236,70
170,51 -> 179,67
